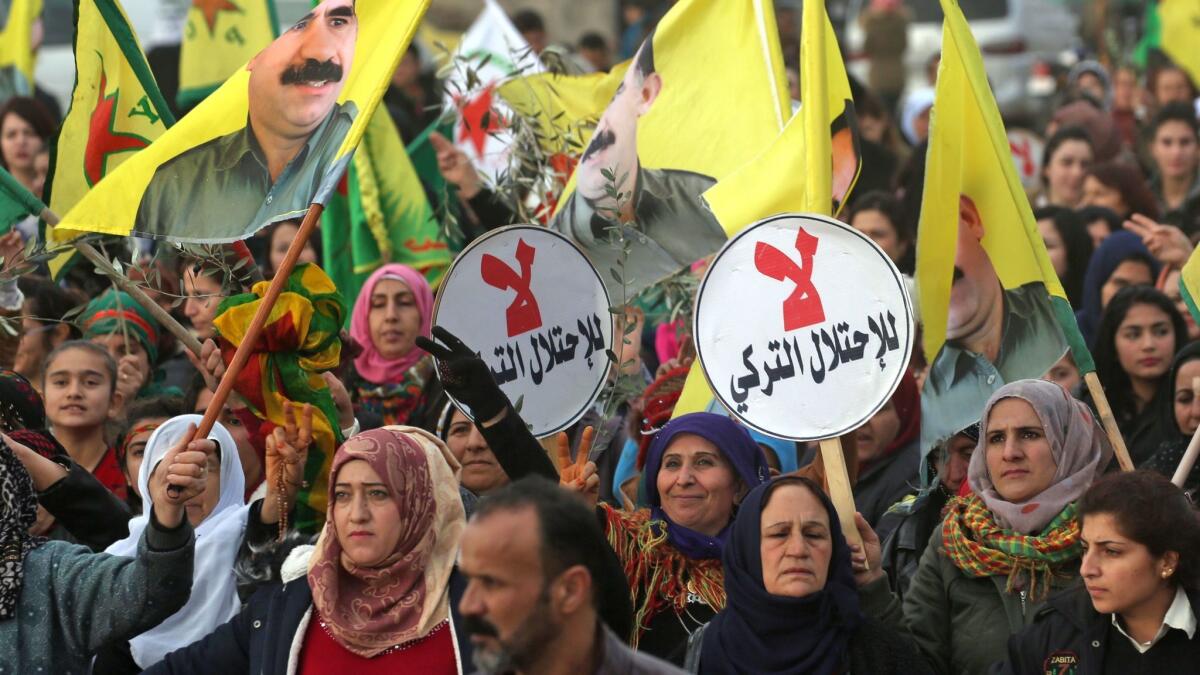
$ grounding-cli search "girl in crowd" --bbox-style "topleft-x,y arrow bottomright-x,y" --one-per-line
1142,343 -> 1200,493
852,369 -> 920,528
82,289 -> 176,403
95,415 -> 254,673
859,379 -> 1114,674
13,276 -> 84,390
1093,286 -> 1186,462
1158,267 -> 1200,341
1075,230 -> 1160,347
847,191 -> 913,275
686,476 -> 929,674
1038,127 -> 1094,209
1033,206 -> 1093,308
0,96 -> 54,197
1082,162 -> 1162,222
1075,205 -> 1122,249
42,340 -> 128,499
999,471 -> 1200,672
117,395 -> 185,511
348,264 -> 436,426
258,220 -> 320,279
144,426 -> 474,674
0,426 -> 205,673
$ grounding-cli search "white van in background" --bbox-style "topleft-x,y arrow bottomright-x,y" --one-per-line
842,0 -> 1081,117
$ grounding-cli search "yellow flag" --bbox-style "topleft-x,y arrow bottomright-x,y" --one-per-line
177,0 -> 278,109
57,0 -> 430,244
43,0 -> 175,278
546,0 -> 791,301
916,0 -> 1082,450
497,63 -> 629,159
1160,0 -> 1200,89
673,0 -> 862,418
0,0 -> 41,100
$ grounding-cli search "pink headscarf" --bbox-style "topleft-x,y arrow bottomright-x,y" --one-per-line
350,264 -> 434,385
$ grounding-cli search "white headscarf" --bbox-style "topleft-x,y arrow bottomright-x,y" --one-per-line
900,87 -> 936,145
106,414 -> 250,667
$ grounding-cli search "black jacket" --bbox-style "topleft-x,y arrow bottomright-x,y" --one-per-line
993,583 -> 1200,675
142,564 -> 474,674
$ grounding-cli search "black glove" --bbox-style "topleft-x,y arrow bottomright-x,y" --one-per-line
416,326 -> 510,422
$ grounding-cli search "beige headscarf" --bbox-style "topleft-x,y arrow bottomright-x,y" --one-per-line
307,425 -> 465,657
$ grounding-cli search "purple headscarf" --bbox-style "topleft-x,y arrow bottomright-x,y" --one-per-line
642,413 -> 770,559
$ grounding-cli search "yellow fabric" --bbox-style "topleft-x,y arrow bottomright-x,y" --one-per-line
177,0 -> 276,104
1159,0 -> 1200,90
56,0 -> 431,238
497,63 -> 629,157
0,0 -> 41,96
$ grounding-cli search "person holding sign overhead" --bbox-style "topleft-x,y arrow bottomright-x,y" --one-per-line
858,379 -> 1113,675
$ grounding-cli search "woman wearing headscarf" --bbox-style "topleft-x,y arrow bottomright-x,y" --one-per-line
347,264 -> 436,427
0,427 -> 202,673
95,415 -> 250,673
852,369 -> 920,528
1074,230 -> 1161,347
857,379 -> 1114,675
685,475 -> 930,674
143,426 -> 473,674
82,289 -> 179,403
1141,343 -> 1200,493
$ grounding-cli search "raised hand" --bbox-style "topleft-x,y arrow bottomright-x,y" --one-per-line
184,338 -> 226,392
261,402 -> 313,528
321,371 -> 355,431
430,131 -> 483,199
849,511 -> 884,587
556,426 -> 600,505
1124,214 -> 1194,267
149,423 -> 216,528
416,326 -> 509,424
115,354 -> 147,405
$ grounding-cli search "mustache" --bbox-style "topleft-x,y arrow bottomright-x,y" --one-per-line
280,58 -> 344,86
581,128 -> 616,162
463,614 -> 500,639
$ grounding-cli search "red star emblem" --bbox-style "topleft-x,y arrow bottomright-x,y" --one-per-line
84,70 -> 152,186
193,0 -> 240,36
457,85 -> 505,157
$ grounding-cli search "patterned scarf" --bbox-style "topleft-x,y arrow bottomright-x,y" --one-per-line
0,437 -> 45,619
942,493 -> 1081,600
0,370 -> 43,433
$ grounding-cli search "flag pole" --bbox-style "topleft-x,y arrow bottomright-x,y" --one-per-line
1171,375 -> 1200,487
1083,371 -> 1134,471
39,207 -> 204,356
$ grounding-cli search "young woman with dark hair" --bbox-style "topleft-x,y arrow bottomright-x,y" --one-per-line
998,471 -> 1200,673
1082,162 -> 1162,222
1039,127 -> 1094,209
1033,206 -> 1093,308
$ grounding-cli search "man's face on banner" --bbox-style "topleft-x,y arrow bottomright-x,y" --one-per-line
248,0 -> 357,138
576,39 -> 662,203
946,195 -> 1000,340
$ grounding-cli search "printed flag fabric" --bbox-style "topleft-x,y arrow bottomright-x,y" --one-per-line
443,0 -> 543,182
0,0 -> 41,101
1157,0 -> 1200,90
0,167 -> 44,233
213,262 -> 346,531
321,106 -> 450,308
496,64 -> 628,160
916,0 -> 1082,452
56,0 -> 431,244
43,0 -> 175,278
177,0 -> 278,109
547,0 -> 790,301
1179,248 -> 1200,326
673,0 -> 862,418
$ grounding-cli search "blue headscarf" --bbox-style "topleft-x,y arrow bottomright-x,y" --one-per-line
1075,230 -> 1160,347
642,413 -> 770,559
700,477 -> 863,674
747,428 -> 798,474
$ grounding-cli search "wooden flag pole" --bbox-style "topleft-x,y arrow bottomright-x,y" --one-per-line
39,207 -> 203,356
1171,376 -> 1200,487
1083,371 -> 1133,472
818,437 -> 866,565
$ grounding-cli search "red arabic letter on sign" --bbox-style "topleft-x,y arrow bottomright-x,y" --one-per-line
481,238 -> 544,337
753,227 -> 826,332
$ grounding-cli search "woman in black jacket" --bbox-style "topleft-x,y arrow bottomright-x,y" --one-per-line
997,470 -> 1200,674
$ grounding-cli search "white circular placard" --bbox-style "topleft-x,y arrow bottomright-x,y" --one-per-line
432,225 -> 614,437
694,213 -> 914,441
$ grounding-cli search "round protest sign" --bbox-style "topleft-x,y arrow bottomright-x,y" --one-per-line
432,225 -> 614,437
694,213 -> 914,441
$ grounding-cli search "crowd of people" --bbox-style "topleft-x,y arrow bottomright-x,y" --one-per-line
3,1 -> 1200,674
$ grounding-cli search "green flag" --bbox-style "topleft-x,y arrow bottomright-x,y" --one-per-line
0,168 -> 44,234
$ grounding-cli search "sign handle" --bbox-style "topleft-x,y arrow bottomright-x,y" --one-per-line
1083,371 -> 1133,472
817,436 -> 866,567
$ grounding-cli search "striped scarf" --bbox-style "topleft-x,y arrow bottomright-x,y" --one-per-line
942,494 -> 1080,600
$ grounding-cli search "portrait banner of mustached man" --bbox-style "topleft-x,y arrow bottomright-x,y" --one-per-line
548,0 -> 794,298
56,0 -> 432,243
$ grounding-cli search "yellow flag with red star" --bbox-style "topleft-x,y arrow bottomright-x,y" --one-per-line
42,0 -> 175,278
0,0 -> 41,101
177,0 -> 278,109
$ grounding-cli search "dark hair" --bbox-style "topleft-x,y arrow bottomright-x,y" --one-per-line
257,219 -> 323,278
1148,63 -> 1198,102
183,371 -> 209,414
511,9 -> 545,33
124,395 -> 183,429
1080,470 -> 1200,590
760,474 -> 827,512
1040,126 -> 1093,190
16,275 -> 85,349
848,190 -> 910,244
0,96 -> 56,171
579,32 -> 607,52
634,27 -> 656,77
1148,101 -> 1200,141
42,339 -> 119,393
1086,162 -> 1161,221
1033,205 -> 1093,307
1075,205 -> 1123,239
473,476 -> 633,639
1094,286 -> 1186,424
